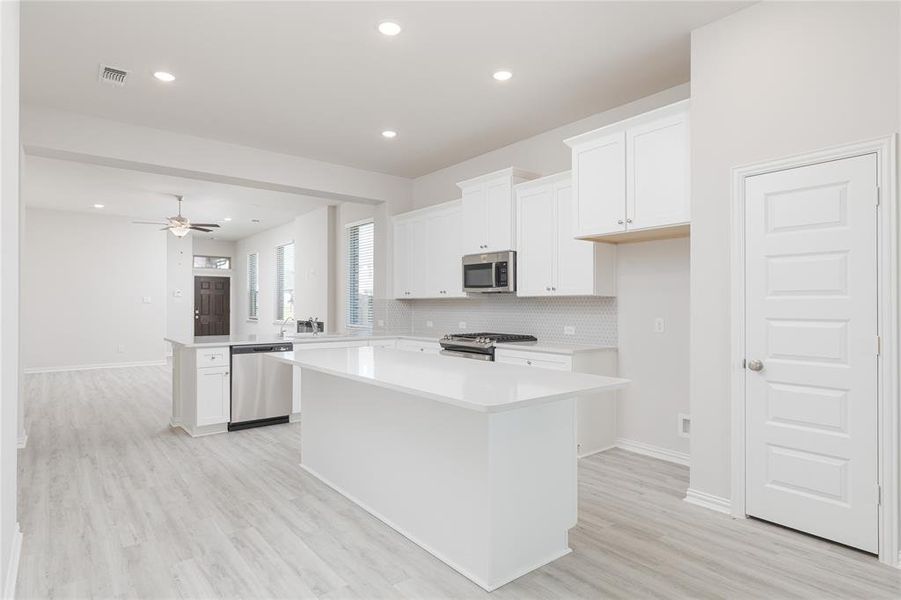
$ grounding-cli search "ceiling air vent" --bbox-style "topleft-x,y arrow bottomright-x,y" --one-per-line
98,64 -> 129,87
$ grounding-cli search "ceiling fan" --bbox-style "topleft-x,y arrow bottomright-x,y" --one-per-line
133,195 -> 220,237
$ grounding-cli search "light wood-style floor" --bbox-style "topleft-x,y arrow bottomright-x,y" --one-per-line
17,364 -> 901,599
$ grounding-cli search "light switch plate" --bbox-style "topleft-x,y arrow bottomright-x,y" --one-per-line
117,344 -> 125,353
458,321 -> 467,330
173,289 -> 183,298
377,319 -> 385,328
654,318 -> 665,333
563,326 -> 575,336
142,296 -> 152,304
426,321 -> 434,328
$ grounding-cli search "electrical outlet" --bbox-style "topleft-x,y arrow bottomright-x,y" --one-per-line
653,318 -> 665,333
458,321 -> 467,330
117,344 -> 125,353
377,319 -> 385,328
426,320 -> 434,328
142,296 -> 152,304
563,326 -> 575,336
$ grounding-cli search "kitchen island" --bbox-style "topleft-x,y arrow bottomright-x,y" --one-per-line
268,346 -> 628,591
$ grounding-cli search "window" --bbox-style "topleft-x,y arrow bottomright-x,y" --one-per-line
346,220 -> 374,328
276,242 -> 295,321
247,253 -> 259,321
193,255 -> 231,270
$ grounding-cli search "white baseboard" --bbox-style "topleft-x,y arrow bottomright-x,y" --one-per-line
3,523 -> 22,599
684,488 -> 732,515
24,359 -> 167,374
578,443 -> 616,459
16,432 -> 26,450
615,438 -> 690,466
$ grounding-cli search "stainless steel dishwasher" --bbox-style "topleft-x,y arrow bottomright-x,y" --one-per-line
229,342 -> 294,430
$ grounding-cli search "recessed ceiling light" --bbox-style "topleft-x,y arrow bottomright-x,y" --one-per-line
382,130 -> 397,139
493,70 -> 513,82
251,219 -> 261,223
153,71 -> 176,82
223,217 -> 232,222
378,21 -> 402,36
92,203 -> 105,208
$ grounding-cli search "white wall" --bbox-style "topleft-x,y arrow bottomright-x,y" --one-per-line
234,221 -> 294,336
0,1 -> 19,595
166,234 -> 192,346
22,208 -> 167,370
689,1 -> 900,501
616,238 -> 690,456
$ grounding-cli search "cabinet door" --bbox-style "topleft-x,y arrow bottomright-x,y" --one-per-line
484,178 -> 513,251
555,183 -> 595,295
516,185 -> 556,297
626,112 -> 689,230
461,185 -> 486,254
426,212 -> 448,297
196,366 -> 230,426
436,207 -> 465,297
393,219 -> 411,299
408,218 -> 429,298
572,131 -> 626,237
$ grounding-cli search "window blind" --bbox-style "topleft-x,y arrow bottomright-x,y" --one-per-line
247,253 -> 259,320
276,242 -> 295,321
347,221 -> 374,328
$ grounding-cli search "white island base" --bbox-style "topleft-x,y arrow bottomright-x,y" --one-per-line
300,369 -> 576,591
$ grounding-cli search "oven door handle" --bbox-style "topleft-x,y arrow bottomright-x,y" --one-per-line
439,349 -> 494,361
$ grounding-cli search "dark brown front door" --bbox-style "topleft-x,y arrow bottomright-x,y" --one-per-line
194,276 -> 230,336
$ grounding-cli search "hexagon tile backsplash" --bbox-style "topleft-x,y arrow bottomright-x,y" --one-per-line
373,296 -> 617,346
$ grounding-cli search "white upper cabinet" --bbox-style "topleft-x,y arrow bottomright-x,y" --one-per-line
565,100 -> 689,242
515,172 -> 616,298
393,200 -> 464,300
458,168 -> 538,254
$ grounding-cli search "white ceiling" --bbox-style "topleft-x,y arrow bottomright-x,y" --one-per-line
22,156 -> 333,241
20,1 -> 749,178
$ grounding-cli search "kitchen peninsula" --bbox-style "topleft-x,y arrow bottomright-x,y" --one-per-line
268,345 -> 629,591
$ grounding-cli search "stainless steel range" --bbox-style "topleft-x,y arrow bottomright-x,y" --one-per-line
439,332 -> 538,361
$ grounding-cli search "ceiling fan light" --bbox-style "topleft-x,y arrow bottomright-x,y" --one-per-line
170,225 -> 191,237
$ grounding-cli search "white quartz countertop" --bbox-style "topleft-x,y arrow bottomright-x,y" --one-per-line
267,346 -> 628,413
165,334 -> 300,348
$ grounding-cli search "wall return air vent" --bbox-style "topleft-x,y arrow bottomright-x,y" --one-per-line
98,64 -> 129,86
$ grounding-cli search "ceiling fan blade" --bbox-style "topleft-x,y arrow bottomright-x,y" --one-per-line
132,221 -> 169,225
190,223 -> 221,228
159,227 -> 172,231
189,226 -> 214,232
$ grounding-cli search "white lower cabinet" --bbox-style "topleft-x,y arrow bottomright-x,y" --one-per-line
196,364 -> 230,426
495,347 -> 617,457
515,172 -> 616,297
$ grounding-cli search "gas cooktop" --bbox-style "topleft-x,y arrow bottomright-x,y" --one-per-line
443,332 -> 538,344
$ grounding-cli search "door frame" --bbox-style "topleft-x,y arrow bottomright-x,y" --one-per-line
729,136 -> 898,566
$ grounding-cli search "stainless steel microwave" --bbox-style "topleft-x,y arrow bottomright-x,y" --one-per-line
462,250 -> 516,293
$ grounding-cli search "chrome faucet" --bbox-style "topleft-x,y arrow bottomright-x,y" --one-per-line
279,317 -> 292,339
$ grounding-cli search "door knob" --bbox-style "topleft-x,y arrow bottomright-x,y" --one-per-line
195,315 -> 199,319
747,359 -> 764,372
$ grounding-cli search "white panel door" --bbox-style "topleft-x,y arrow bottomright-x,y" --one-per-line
554,183 -> 594,296
484,178 -> 513,252
516,185 -> 556,296
572,131 -> 626,237
461,185 -> 487,253
745,154 -> 878,552
626,112 -> 690,230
